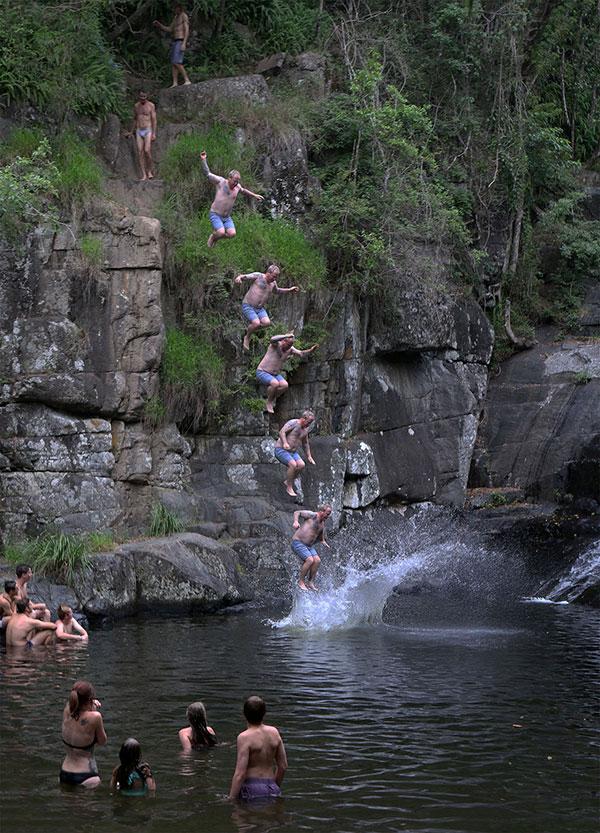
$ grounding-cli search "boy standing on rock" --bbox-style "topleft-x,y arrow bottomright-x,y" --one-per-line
153,2 -> 192,87
235,265 -> 299,349
201,151 -> 264,248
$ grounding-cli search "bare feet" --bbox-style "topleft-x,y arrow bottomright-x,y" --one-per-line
243,334 -> 250,350
148,172 -> 154,180
285,482 -> 297,497
139,176 -> 147,182
207,233 -> 215,248
265,399 -> 275,414
298,581 -> 308,591
308,582 -> 318,592
183,80 -> 192,85
170,83 -> 178,88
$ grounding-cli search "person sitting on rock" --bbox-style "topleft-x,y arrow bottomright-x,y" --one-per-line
201,151 -> 264,248
153,2 -> 192,88
275,410 -> 316,496
235,265 -> 299,350
0,580 -> 18,627
56,605 -> 89,644
256,333 -> 319,414
292,504 -> 332,591
4,598 -> 57,647
15,564 -> 51,621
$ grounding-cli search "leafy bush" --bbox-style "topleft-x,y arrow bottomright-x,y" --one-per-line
0,136 -> 58,238
79,234 -> 103,266
0,2 -> 124,119
5,531 -> 91,586
149,503 -> 184,537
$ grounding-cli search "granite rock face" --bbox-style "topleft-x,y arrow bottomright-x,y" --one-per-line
158,75 -> 271,121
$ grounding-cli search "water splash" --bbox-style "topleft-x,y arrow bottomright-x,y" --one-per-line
536,539 -> 600,604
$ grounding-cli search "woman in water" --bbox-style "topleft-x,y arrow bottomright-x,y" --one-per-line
179,701 -> 217,749
60,680 -> 107,787
110,738 -> 156,795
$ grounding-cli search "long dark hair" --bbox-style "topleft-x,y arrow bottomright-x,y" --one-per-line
68,680 -> 95,720
186,701 -> 216,747
115,738 -> 147,789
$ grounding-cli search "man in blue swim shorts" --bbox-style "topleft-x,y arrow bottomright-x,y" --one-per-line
275,410 -> 316,496
154,3 -> 192,87
230,696 -> 287,802
256,333 -> 319,413
200,151 -> 264,248
292,504 -> 332,591
124,91 -> 157,181
235,265 -> 300,349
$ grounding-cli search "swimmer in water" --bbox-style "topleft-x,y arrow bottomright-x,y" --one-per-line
179,701 -> 217,749
275,410 -> 316,496
256,333 -> 319,413
110,737 -> 156,794
4,598 -> 57,646
235,265 -> 299,350
291,504 -> 332,591
60,680 -> 107,788
55,605 -> 89,643
229,696 -> 287,801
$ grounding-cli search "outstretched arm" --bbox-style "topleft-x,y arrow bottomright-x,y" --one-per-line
153,19 -> 173,32
274,283 -> 300,294
200,152 -> 221,184
291,343 -> 319,357
270,332 -> 294,344
240,186 -> 264,201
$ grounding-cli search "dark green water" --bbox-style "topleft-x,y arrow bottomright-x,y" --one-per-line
0,598 -> 598,833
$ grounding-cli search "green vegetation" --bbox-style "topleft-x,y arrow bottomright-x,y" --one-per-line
0,2 -> 125,120
5,531 -> 91,586
161,327 -> 225,431
55,133 -> 104,205
573,370 -> 592,385
149,503 -> 184,537
79,234 -> 103,267
484,491 -> 509,509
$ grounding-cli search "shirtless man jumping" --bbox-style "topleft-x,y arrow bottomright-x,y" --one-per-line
229,696 -> 287,801
256,333 -> 319,413
275,410 -> 316,496
235,265 -> 299,349
124,91 -> 157,181
201,151 -> 264,248
5,598 -> 57,647
153,2 -> 192,87
292,504 -> 332,591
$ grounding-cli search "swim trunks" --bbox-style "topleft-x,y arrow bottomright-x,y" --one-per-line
256,370 -> 284,386
239,777 -> 281,802
291,540 -> 318,562
209,211 -> 235,231
242,303 -> 268,322
26,640 -> 33,648
171,39 -> 185,64
136,128 -> 152,138
59,765 -> 99,786
275,447 -> 301,466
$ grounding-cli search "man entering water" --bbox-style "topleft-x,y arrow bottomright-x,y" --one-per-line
292,504 -> 331,591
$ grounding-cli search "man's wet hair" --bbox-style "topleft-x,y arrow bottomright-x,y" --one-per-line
16,598 -> 29,614
15,564 -> 30,578
4,580 -> 16,593
243,695 -> 266,724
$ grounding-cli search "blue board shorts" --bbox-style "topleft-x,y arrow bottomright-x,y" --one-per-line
209,211 -> 235,231
256,370 -> 284,386
171,39 -> 185,64
292,539 -> 317,562
239,777 -> 281,802
275,447 -> 301,466
242,303 -> 268,322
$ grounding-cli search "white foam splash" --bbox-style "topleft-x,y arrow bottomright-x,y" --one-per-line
521,596 -> 569,605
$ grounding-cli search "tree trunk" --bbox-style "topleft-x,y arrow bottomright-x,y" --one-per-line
107,0 -> 156,42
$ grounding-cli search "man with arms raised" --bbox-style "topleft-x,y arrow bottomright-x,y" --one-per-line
5,598 -> 57,647
292,504 -> 332,591
229,696 -> 287,801
201,151 -> 264,248
15,564 -> 51,620
256,333 -> 319,413
124,90 -> 157,182
275,410 -> 316,496
235,265 -> 299,350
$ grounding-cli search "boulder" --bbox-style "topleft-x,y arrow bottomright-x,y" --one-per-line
158,75 -> 271,121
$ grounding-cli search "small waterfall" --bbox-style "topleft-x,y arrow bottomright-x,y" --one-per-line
534,539 -> 600,605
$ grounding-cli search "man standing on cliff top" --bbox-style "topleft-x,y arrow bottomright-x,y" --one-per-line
256,333 -> 319,413
124,90 -> 157,182
235,265 -> 299,349
153,2 -> 192,87
292,504 -> 331,591
200,151 -> 264,248
275,410 -> 316,496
